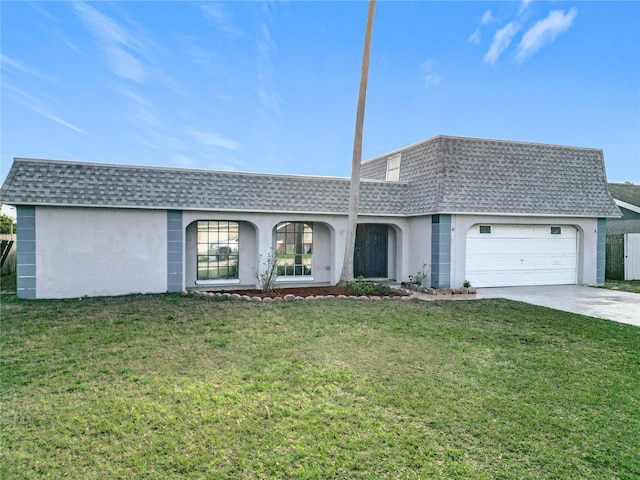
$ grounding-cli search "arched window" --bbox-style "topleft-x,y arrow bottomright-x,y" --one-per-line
275,222 -> 312,276
197,221 -> 239,280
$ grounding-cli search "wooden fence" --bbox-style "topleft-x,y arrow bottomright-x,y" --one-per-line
605,234 -> 624,280
0,234 -> 16,276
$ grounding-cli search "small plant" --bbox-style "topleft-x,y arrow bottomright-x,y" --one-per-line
255,249 -> 278,292
463,280 -> 471,288
345,276 -> 391,296
409,263 -> 431,285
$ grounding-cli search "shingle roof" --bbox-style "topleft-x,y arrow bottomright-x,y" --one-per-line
608,183 -> 640,208
361,135 -> 621,217
0,135 -> 621,218
0,159 -> 408,215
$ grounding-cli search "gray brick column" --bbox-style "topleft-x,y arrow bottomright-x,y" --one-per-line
167,210 -> 183,292
16,206 -> 36,299
431,214 -> 451,289
596,218 -> 606,285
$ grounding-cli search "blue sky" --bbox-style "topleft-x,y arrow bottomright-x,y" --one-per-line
1,0 -> 639,191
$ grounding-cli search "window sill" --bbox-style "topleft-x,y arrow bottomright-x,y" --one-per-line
195,279 -> 241,286
276,276 -> 314,283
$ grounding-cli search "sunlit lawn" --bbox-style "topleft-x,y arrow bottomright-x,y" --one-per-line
2,294 -> 638,478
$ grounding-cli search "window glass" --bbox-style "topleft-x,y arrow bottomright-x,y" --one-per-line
196,221 -> 239,280
386,153 -> 401,181
479,225 -> 491,234
551,226 -> 562,235
276,222 -> 313,276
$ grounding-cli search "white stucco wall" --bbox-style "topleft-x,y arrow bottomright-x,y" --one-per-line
450,215 -> 600,288
406,216 -> 432,283
36,207 -> 167,298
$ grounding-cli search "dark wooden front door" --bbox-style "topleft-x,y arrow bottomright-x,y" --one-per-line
354,224 -> 388,278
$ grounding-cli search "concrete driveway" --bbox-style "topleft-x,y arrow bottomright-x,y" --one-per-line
476,285 -> 640,326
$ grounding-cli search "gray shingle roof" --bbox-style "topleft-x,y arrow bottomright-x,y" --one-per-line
0,135 -> 621,218
608,182 -> 640,208
362,135 -> 621,217
0,159 -> 408,215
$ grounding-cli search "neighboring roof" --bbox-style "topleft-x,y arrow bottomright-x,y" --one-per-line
0,159 -> 408,215
0,135 -> 622,218
608,183 -> 640,208
362,135 -> 621,217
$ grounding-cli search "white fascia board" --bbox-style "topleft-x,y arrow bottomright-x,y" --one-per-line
614,199 -> 640,214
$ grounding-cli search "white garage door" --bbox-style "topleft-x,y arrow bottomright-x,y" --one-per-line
466,225 -> 577,287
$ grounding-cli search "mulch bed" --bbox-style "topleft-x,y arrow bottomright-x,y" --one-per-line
209,286 -> 404,299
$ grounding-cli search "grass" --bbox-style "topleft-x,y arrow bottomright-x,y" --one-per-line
603,279 -> 640,294
1,294 -> 639,479
0,272 -> 16,293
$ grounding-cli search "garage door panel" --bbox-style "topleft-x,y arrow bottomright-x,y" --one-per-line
466,225 -> 577,287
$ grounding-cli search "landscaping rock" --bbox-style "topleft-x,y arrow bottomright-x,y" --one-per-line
283,294 -> 296,302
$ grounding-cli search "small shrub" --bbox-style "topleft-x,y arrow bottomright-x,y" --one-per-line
463,280 -> 471,288
345,277 -> 391,296
255,249 -> 278,292
409,263 -> 430,285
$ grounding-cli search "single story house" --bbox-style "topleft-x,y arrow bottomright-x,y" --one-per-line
0,135 -> 621,299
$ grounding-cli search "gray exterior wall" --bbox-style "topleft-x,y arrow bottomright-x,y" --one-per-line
16,206 -> 36,299
606,219 -> 640,234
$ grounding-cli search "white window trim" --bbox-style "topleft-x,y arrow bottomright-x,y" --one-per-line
195,279 -> 241,286
275,275 -> 314,283
386,153 -> 401,181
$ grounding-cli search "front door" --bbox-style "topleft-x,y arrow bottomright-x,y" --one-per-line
354,224 -> 388,278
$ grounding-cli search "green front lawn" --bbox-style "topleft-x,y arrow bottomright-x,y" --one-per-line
2,295 -> 638,478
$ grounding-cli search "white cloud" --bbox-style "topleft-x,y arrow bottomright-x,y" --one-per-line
0,54 -> 57,84
199,3 -> 242,36
73,2 -> 147,83
1,54 -> 34,74
468,10 -> 494,45
4,82 -> 85,134
420,60 -> 442,88
256,24 -> 282,126
187,130 -> 240,151
519,0 -> 534,15
516,8 -> 578,62
468,29 -> 481,45
484,22 -> 519,64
